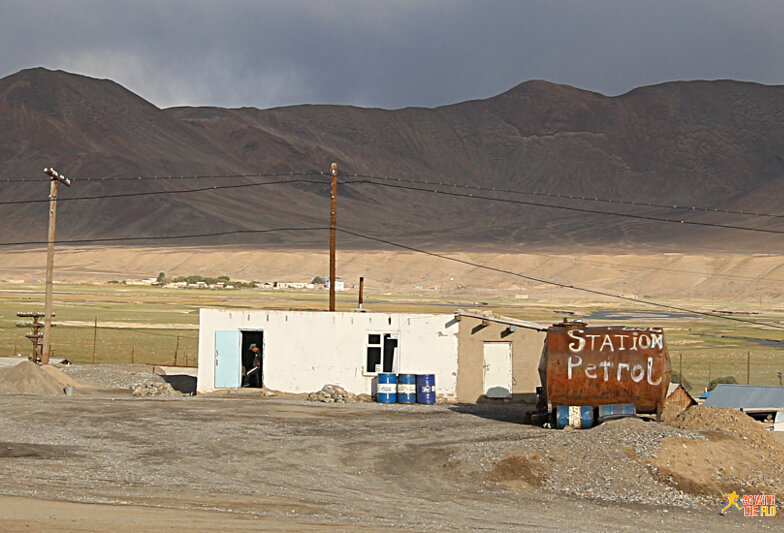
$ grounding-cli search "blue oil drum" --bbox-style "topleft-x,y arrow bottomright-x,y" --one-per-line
416,374 -> 436,404
377,373 -> 397,403
597,403 -> 636,422
397,374 -> 416,403
555,406 -> 594,429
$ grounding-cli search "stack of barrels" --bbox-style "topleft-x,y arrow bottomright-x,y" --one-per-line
377,373 -> 435,404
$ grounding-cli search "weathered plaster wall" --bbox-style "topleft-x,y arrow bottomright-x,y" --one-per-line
198,309 -> 459,396
456,317 -> 545,402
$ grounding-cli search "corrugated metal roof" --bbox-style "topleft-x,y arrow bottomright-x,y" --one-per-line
703,384 -> 784,411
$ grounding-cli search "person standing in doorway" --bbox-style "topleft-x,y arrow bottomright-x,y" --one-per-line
246,343 -> 262,387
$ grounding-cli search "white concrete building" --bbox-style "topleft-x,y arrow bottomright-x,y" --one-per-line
197,309 -> 459,397
197,308 -> 548,402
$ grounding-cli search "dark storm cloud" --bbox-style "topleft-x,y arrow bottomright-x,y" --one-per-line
1,1 -> 783,110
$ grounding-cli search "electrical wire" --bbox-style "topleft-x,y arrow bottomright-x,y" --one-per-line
335,227 -> 784,332
5,174 -> 782,236
336,178 -> 784,236
0,176 -> 327,205
2,224 -> 784,332
6,167 -> 783,222
0,227 -> 330,247
0,170 -> 323,183
345,172 -> 784,220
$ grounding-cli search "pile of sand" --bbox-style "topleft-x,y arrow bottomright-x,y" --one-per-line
0,361 -> 66,396
653,405 -> 784,497
666,405 -> 781,451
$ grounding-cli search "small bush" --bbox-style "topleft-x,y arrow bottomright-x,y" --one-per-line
708,375 -> 738,391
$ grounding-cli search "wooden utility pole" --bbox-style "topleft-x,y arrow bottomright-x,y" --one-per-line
174,336 -> 181,366
92,316 -> 98,363
679,352 -> 683,385
329,162 -> 338,312
41,167 -> 71,365
358,276 -> 364,310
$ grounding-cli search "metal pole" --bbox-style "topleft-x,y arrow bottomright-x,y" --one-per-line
41,168 -> 71,365
174,336 -> 181,366
329,163 -> 338,312
92,316 -> 97,364
358,276 -> 364,309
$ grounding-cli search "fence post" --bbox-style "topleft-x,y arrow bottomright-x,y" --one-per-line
174,336 -> 180,366
92,316 -> 98,364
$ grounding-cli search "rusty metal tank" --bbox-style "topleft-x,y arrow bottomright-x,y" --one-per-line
538,321 -> 672,414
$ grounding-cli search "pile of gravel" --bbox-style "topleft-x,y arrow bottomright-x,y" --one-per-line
60,364 -> 165,391
307,384 -> 372,403
132,381 -> 183,397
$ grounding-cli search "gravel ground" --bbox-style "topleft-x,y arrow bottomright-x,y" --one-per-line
60,363 -> 178,392
0,364 -> 779,531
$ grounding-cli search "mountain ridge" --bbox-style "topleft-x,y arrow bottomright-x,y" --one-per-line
1,67 -> 784,252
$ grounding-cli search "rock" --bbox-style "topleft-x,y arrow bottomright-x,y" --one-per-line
307,384 -> 359,403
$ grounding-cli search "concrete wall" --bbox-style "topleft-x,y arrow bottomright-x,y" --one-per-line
198,309 -> 459,396
456,317 -> 545,403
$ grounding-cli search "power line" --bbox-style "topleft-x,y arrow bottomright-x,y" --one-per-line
4,170 -> 784,237
345,172 -> 784,220
7,168 -> 784,222
0,170 -> 323,183
335,227 -> 784,332
0,175 -> 326,205
537,253 -> 784,285
0,226 -> 330,247
337,178 -> 784,236
3,224 -> 783,332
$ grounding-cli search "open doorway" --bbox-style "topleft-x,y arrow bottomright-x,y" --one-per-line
241,330 -> 264,387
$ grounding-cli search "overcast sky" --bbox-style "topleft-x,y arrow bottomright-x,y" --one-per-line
1,1 -> 782,110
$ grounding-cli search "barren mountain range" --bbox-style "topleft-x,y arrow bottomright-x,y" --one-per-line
2,67 -> 784,253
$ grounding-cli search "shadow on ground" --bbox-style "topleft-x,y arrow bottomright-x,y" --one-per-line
448,402 -> 535,424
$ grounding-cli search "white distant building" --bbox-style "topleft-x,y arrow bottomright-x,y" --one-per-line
274,282 -> 309,289
325,279 -> 345,291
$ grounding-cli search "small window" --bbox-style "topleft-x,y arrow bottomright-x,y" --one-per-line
366,334 -> 382,373
365,333 -> 397,374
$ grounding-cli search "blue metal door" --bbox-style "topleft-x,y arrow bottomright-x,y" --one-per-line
214,330 -> 241,389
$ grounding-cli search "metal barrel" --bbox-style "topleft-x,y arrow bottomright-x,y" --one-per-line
377,373 -> 397,403
555,406 -> 594,429
397,374 -> 416,403
416,374 -> 435,404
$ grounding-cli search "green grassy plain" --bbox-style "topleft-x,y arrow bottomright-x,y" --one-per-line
1,283 -> 782,391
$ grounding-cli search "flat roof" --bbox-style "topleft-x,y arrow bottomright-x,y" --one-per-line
454,311 -> 547,331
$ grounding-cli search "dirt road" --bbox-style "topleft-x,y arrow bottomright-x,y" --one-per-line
0,395 -> 774,531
